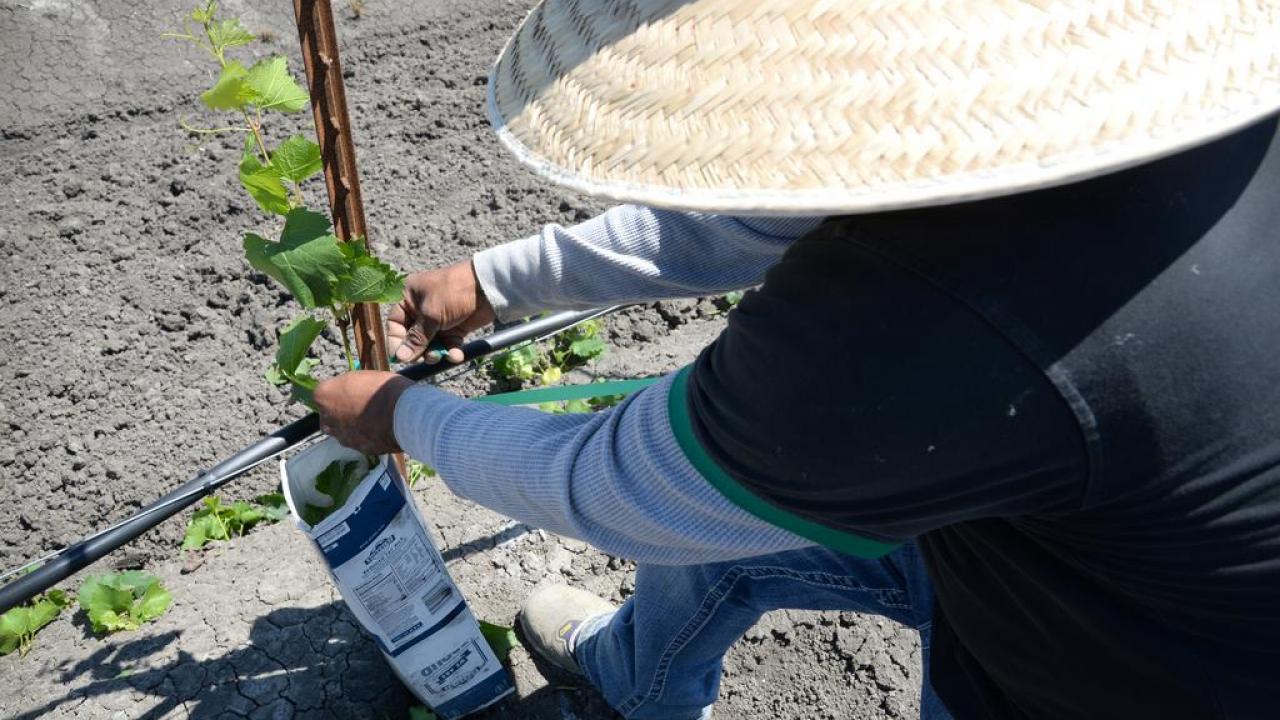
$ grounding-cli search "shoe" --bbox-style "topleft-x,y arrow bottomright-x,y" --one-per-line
519,584 -> 616,675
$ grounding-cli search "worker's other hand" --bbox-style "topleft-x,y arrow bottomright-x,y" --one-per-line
314,371 -> 414,456
387,259 -> 495,364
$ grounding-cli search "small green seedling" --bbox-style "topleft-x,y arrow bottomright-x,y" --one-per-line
407,460 -> 437,488
477,619 -> 521,663
169,2 -> 404,408
78,572 -> 172,634
490,318 -> 609,385
182,493 -> 290,550
0,588 -> 73,657
300,457 -> 373,526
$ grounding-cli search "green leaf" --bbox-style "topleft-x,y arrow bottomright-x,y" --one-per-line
301,459 -> 368,526
191,2 -> 216,24
408,707 -> 439,720
491,345 -> 539,382
0,589 -> 69,658
290,381 -> 318,411
255,492 -> 290,522
79,576 -> 136,634
568,336 -> 606,360
244,56 -> 309,112
723,289 -> 745,307
563,398 -> 592,414
97,610 -> 139,633
478,620 -> 520,663
335,256 -> 405,304
539,366 -> 562,386
264,364 -> 287,386
276,315 -> 327,378
201,60 -> 250,111
406,461 -> 436,488
0,610 -> 25,655
271,135 -> 323,184
44,589 -> 72,610
79,573 -> 170,634
208,18 -> 254,50
133,583 -> 173,624
239,136 -> 290,215
182,516 -> 212,549
244,209 -> 346,308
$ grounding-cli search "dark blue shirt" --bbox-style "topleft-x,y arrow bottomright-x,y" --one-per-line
687,117 -> 1280,718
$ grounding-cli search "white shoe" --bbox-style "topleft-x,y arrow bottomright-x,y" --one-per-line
518,584 -> 616,675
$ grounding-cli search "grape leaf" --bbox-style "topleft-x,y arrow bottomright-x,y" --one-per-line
275,315 -> 326,379
208,18 -> 254,50
478,620 -> 520,663
255,492 -> 290,522
79,573 -> 171,634
406,460 -> 436,488
568,336 -> 606,360
336,256 -> 405,304
201,60 -> 250,111
244,56 -> 309,113
238,136 -> 290,215
491,345 -> 540,382
79,576 -> 137,633
244,209 -> 346,308
264,364 -> 287,386
182,514 -> 219,549
301,459 -> 368,526
134,584 -> 173,624
0,590 -> 71,657
564,398 -> 593,413
183,493 -> 289,550
271,135 -> 323,184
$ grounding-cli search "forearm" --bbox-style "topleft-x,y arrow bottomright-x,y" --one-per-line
392,373 -> 812,565
473,205 -> 823,320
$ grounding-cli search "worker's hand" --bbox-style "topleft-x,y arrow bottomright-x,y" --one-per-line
314,371 -> 414,456
387,259 -> 495,364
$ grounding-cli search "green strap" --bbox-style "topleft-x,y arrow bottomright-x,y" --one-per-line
667,366 -> 902,559
475,377 -> 662,407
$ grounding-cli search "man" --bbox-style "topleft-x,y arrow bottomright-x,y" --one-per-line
316,2 -> 1280,718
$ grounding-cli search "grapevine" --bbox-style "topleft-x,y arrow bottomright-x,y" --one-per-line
167,1 -> 404,408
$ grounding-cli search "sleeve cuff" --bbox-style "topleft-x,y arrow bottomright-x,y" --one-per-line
473,234 -> 548,322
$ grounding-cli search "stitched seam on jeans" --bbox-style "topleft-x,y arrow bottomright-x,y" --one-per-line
622,565 -> 910,714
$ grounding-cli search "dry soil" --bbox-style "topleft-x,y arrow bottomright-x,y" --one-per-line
0,1 -> 924,718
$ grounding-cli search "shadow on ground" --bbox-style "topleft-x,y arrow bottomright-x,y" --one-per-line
15,601 -> 616,720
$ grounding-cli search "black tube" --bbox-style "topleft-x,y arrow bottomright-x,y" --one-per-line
0,307 -> 616,613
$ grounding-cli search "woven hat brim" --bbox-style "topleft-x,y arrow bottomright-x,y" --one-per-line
490,81 -> 1280,217
488,0 -> 1280,216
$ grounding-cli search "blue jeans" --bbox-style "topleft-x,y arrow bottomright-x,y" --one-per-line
574,543 -> 953,720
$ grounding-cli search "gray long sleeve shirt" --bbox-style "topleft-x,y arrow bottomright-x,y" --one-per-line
393,206 -> 822,564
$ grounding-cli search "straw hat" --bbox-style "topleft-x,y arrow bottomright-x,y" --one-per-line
487,0 -> 1280,215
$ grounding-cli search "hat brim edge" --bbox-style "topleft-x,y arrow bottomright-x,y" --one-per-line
487,64 -> 1280,217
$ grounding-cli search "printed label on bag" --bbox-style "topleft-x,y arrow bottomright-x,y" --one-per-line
282,441 -> 513,718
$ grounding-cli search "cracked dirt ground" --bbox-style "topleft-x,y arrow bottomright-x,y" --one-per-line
0,1 -> 924,718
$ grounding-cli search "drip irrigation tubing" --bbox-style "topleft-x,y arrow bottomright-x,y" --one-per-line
0,307 -> 619,613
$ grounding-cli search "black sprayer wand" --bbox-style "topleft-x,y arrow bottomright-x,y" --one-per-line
0,306 -> 618,614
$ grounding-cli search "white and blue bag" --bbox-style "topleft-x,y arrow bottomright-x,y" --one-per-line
281,438 -> 513,718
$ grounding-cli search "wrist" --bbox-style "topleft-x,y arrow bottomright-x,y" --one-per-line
466,258 -> 496,322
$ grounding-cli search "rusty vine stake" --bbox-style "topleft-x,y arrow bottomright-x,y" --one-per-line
292,0 -> 389,373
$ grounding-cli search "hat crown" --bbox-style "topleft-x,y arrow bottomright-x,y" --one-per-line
490,0 -> 1280,214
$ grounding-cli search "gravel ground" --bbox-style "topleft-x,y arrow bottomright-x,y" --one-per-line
0,1 -> 924,718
